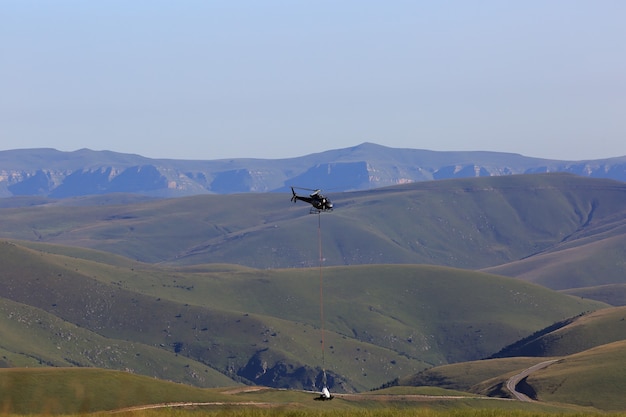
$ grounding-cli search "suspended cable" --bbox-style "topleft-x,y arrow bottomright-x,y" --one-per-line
289,188 -> 333,399
318,211 -> 327,388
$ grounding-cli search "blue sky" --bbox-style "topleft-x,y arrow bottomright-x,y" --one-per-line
2,1 -> 625,160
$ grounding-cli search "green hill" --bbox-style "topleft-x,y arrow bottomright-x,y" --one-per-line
0,297 -> 238,386
2,173 -> 625,411
1,174 -> 625,286
0,367 -> 591,415
397,356 -> 548,393
562,283 -> 626,306
0,367 -> 234,414
525,340 -> 626,411
398,307 -> 626,410
491,306 -> 626,358
483,233 -> 626,290
398,342 -> 626,412
0,240 -> 607,391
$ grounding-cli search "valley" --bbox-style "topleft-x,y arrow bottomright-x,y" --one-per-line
1,173 -> 626,412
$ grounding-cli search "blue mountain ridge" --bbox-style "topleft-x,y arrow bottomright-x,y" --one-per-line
1,142 -> 625,198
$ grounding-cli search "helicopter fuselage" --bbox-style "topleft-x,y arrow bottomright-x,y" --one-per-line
291,188 -> 333,212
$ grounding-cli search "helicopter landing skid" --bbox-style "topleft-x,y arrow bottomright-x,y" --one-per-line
310,208 -> 332,214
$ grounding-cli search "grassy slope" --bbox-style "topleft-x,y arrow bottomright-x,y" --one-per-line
398,307 -> 626,411
0,241 -> 426,392
397,357 -> 550,392
0,193 -> 293,264
1,174 -> 625,280
483,233 -> 626,290
0,297 -> 238,387
527,340 -> 626,411
0,368 -> 594,415
173,174 -> 626,273
397,342 -> 626,412
0,240 -> 608,392
562,283 -> 626,306
491,306 -> 626,358
0,368 -> 235,414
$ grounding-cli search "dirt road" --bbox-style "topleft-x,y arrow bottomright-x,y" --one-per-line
506,359 -> 558,401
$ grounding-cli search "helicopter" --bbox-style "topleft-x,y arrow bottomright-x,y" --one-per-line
290,187 -> 333,212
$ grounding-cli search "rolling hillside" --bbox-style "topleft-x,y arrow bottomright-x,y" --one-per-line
491,306 -> 626,358
398,341 -> 626,412
398,356 -> 553,393
2,172 -> 624,407
482,233 -> 626,290
398,306 -> 626,411
0,368 -> 236,415
0,240 -> 607,392
1,174 -> 625,287
523,340 -> 626,411
562,284 -> 626,306
0,368 -> 590,415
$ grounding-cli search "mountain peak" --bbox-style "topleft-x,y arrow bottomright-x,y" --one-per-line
1,144 -> 625,198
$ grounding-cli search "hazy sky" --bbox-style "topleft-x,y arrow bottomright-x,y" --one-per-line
2,1 -> 625,160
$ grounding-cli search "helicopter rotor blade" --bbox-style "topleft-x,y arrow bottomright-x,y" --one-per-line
290,186 -> 320,192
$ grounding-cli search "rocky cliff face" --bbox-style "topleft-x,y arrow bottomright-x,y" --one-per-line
1,143 -> 625,198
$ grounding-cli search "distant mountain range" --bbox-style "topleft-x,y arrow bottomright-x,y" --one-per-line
1,143 -> 625,197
